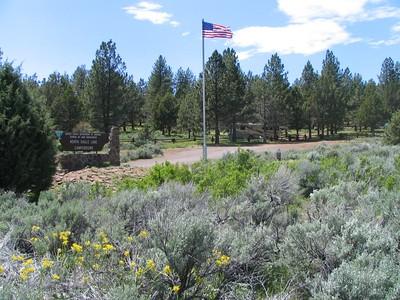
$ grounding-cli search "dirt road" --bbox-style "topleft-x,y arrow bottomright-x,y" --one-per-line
128,140 -> 345,168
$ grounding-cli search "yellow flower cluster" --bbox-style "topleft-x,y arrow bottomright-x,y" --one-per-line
20,266 -> 35,281
215,254 -> 230,267
0,265 -> 4,274
172,285 -> 181,294
41,258 -> 54,269
71,243 -> 83,253
11,255 -> 25,262
123,250 -> 130,257
138,229 -> 149,239
31,225 -> 40,232
146,259 -> 156,271
51,273 -> 60,281
102,243 -> 115,253
163,264 -> 172,275
30,237 -> 39,242
22,258 -> 33,266
59,231 -> 71,246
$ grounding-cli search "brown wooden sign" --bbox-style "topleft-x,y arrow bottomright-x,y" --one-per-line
60,132 -> 109,152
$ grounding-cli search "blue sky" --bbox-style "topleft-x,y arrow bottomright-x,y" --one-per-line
1,0 -> 400,82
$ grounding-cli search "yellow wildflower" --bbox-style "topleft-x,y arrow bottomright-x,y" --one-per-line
146,259 -> 156,271
59,231 -> 71,244
41,258 -> 54,269
19,266 -> 35,281
85,240 -> 91,247
102,243 -> 115,253
0,265 -> 5,274
135,267 -> 144,278
93,243 -> 102,251
22,258 -> 33,266
71,243 -> 83,253
11,255 -> 24,262
138,229 -> 149,239
119,260 -> 125,266
30,237 -> 39,242
123,250 -> 130,257
129,261 -> 136,269
51,273 -> 60,281
216,255 -> 230,267
92,263 -> 100,270
31,225 -> 40,232
163,264 -> 172,275
83,275 -> 90,284
172,285 -> 181,294
127,236 -> 134,242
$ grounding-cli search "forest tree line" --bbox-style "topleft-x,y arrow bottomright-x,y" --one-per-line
6,40 -> 400,144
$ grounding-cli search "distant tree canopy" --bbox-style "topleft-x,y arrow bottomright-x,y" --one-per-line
1,43 -> 400,148
0,64 -> 56,200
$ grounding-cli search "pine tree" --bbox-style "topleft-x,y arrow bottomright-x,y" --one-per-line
300,61 -> 319,139
287,84 -> 305,138
177,84 -> 201,138
146,55 -> 176,134
41,73 -> 83,131
318,50 -> 344,137
251,75 -> 269,142
205,50 -> 225,144
222,48 -> 246,142
87,40 -> 127,133
379,57 -> 400,115
0,64 -> 56,200
263,53 -> 290,139
357,80 -> 384,133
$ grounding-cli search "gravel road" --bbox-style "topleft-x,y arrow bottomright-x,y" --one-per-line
128,140 -> 345,168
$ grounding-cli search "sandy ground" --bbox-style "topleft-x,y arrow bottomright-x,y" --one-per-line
129,140 -> 346,168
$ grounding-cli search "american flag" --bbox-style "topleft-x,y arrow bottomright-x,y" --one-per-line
202,21 -> 233,39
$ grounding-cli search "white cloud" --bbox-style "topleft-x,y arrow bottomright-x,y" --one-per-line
181,31 -> 190,37
232,20 -> 357,59
231,0 -> 400,60
278,0 -> 369,23
170,21 -> 180,27
370,36 -> 400,46
123,1 -> 179,27
392,23 -> 400,33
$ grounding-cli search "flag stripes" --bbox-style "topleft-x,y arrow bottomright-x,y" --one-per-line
202,21 -> 233,39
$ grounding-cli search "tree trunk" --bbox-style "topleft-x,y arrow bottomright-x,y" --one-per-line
188,129 -> 191,139
122,122 -> 126,132
308,122 -> 312,139
263,123 -> 267,143
215,128 -> 220,144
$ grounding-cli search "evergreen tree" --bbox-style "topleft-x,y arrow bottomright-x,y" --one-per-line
299,61 -> 319,139
379,57 -> 400,115
174,67 -> 195,101
251,75 -> 270,142
205,50 -> 225,144
177,84 -> 201,138
357,80 -> 384,133
146,55 -> 176,134
0,64 -> 56,200
122,76 -> 141,131
87,40 -> 127,133
263,53 -> 290,139
222,48 -> 246,142
287,84 -> 305,138
318,50 -> 344,137
137,78 -> 147,126
41,72 -> 83,131
347,73 -> 365,131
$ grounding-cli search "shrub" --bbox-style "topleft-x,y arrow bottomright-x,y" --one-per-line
384,110 -> 400,145
0,64 -> 56,200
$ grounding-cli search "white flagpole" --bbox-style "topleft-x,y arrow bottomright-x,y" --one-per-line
202,19 -> 207,161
